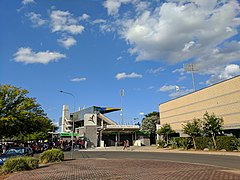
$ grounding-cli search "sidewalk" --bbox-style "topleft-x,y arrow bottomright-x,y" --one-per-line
85,145 -> 240,156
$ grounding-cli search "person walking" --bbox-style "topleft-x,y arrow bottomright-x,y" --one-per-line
123,140 -> 127,150
126,140 -> 129,149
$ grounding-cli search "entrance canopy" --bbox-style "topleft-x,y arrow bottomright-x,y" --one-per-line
103,125 -> 140,132
94,106 -> 121,114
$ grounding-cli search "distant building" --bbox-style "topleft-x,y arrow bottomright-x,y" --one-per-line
159,75 -> 240,138
61,106 -> 141,147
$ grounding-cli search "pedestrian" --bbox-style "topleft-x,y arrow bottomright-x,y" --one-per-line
84,139 -> 87,149
126,140 -> 129,149
2,143 -> 6,153
123,140 -> 127,150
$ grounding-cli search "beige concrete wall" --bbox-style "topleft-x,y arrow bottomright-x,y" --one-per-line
159,76 -> 240,132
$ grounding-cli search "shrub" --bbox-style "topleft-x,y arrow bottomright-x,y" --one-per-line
169,139 -> 177,149
2,157 -> 39,173
25,157 -> 39,169
172,137 -> 184,148
181,137 -> 193,149
157,139 -> 165,148
195,137 -> 213,150
216,136 -> 239,151
39,149 -> 64,164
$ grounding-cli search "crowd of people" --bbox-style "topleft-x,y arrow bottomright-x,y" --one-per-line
0,138 -> 89,154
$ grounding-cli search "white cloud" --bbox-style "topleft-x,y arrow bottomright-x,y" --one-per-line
159,84 -> 193,98
103,0 -> 149,16
117,0 -> 239,64
196,41 -> 240,73
158,85 -> 176,92
172,68 -> 185,75
103,0 -> 123,16
182,41 -> 196,52
117,56 -> 122,61
70,77 -> 87,82
26,12 -> 47,27
100,23 -> 115,33
115,72 -> 143,80
169,89 -> 193,98
22,0 -> 34,5
206,64 -> 240,85
177,75 -> 187,82
135,1 -> 151,12
148,86 -> 154,90
146,67 -> 164,74
13,47 -> 66,64
50,10 -> 84,35
92,19 -> 107,24
79,13 -> 90,21
58,37 -> 77,49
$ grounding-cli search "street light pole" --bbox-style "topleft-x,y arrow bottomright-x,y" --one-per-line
183,63 -> 198,91
60,90 -> 76,159
120,89 -> 124,125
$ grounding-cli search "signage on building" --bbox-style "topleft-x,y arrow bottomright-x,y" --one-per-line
106,125 -> 140,129
84,114 -> 97,126
60,132 -> 79,137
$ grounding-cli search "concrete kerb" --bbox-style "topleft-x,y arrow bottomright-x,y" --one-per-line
82,146 -> 240,156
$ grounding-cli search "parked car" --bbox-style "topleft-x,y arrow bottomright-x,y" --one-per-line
0,147 -> 33,166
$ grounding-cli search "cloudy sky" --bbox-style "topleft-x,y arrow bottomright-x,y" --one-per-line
1,0 -> 240,126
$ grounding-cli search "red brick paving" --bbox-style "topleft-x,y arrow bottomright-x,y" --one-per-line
4,159 -> 240,180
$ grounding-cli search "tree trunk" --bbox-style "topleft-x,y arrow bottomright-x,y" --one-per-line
192,136 -> 196,149
212,134 -> 217,149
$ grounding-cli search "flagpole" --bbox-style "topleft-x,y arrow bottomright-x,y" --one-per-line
120,89 -> 124,125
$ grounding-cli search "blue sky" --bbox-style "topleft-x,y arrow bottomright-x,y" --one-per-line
1,0 -> 240,126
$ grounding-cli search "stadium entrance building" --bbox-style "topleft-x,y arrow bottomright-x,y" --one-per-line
61,105 -> 140,147
159,75 -> 240,138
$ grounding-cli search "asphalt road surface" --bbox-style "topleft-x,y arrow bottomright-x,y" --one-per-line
65,150 -> 240,170
4,150 -> 240,179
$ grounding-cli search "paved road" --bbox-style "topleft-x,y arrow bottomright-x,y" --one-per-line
66,150 -> 240,170
4,150 -> 240,179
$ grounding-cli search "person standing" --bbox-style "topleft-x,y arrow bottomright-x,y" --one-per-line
85,139 -> 88,149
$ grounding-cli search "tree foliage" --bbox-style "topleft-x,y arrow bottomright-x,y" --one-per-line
0,84 -> 53,140
141,111 -> 159,133
156,123 -> 175,144
202,111 -> 223,149
182,118 -> 202,149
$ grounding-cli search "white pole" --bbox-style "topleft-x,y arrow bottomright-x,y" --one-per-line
120,89 -> 124,125
191,70 -> 196,91
60,91 -> 76,159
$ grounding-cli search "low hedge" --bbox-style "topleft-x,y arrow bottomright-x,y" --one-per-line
1,157 -> 39,173
195,137 -> 214,150
170,137 -> 193,149
216,136 -> 239,151
161,136 -> 239,151
39,149 -> 64,164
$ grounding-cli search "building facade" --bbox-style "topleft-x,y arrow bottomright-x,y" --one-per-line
61,106 -> 140,147
159,75 -> 240,137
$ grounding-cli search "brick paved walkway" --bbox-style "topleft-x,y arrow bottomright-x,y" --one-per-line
4,159 -> 240,180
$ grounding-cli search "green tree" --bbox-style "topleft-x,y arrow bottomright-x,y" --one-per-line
0,84 -> 52,140
202,112 -> 224,149
141,111 -> 160,133
156,123 -> 175,145
182,118 -> 202,149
